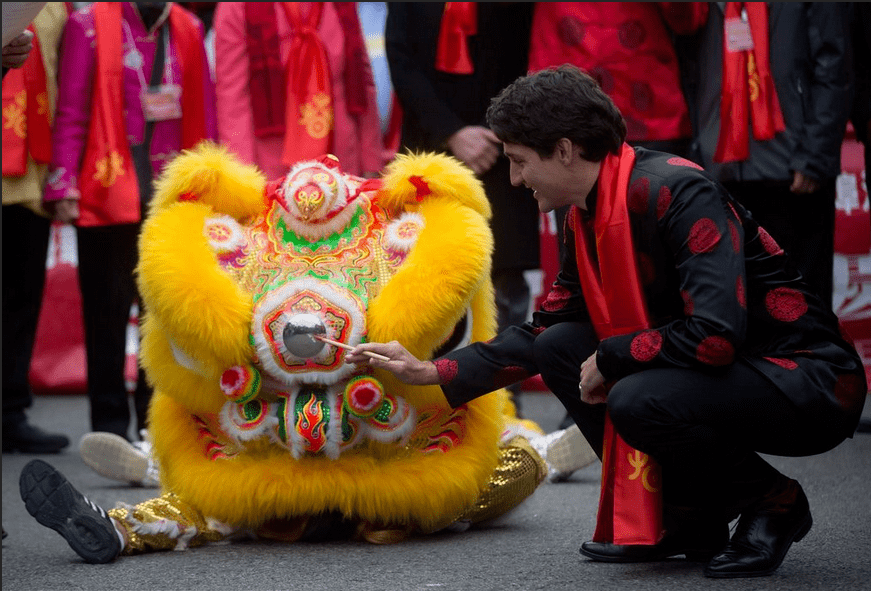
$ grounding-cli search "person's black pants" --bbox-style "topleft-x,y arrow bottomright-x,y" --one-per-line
2,205 -> 51,426
533,322 -> 846,515
76,223 -> 151,439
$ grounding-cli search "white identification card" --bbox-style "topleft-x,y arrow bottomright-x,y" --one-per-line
141,84 -> 182,122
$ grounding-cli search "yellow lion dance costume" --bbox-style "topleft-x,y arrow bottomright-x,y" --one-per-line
109,144 -> 546,552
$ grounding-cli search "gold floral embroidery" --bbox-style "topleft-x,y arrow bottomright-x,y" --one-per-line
627,449 -> 660,493
747,53 -> 761,103
93,151 -> 125,188
2,91 -> 27,139
298,92 -> 333,140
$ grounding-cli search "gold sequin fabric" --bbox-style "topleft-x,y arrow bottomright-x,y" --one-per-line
109,493 -> 231,554
455,437 -> 548,526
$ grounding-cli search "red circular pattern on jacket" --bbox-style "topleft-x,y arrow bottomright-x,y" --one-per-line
618,20 -> 646,49
628,177 -> 650,214
696,336 -> 735,366
688,218 -> 721,254
494,366 -> 530,389
625,116 -> 649,140
631,81 -> 653,112
590,66 -> 615,93
630,330 -> 662,362
542,285 -> 572,312
728,220 -> 741,253
765,287 -> 808,322
557,16 -> 585,46
681,290 -> 694,315
532,325 -> 547,336
764,357 -> 798,370
656,185 -> 672,220
433,359 -> 458,384
666,156 -> 704,171
758,227 -> 784,255
736,275 -> 746,308
834,373 -> 865,411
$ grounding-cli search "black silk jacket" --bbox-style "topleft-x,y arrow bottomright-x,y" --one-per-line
437,148 -> 867,438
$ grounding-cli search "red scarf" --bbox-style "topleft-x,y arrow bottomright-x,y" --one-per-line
572,144 -> 664,546
714,2 -> 785,163
280,2 -> 333,166
435,2 -> 476,75
2,25 -> 52,177
78,3 -> 207,227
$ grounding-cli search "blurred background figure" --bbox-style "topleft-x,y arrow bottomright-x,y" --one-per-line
42,1 -> 216,444
213,2 -> 385,180
385,3 -> 541,415
2,2 -> 70,454
677,2 -> 854,311
529,2 -> 709,159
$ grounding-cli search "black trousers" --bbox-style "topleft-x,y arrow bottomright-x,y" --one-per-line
724,179 -> 836,311
533,322 -> 847,516
2,205 -> 51,425
76,223 -> 151,438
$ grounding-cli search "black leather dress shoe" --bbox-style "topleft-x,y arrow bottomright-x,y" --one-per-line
580,522 -> 729,563
2,421 -> 70,454
704,479 -> 812,578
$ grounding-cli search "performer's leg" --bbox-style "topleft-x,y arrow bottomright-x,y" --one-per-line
532,322 -> 605,457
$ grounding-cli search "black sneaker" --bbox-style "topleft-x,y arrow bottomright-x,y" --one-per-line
19,459 -> 121,563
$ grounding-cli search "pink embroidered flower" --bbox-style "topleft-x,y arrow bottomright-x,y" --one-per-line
688,218 -> 721,254
764,357 -> 798,370
628,177 -> 650,214
542,285 -> 572,312
765,287 -> 808,322
630,330 -> 662,362
656,185 -> 672,220
434,359 -> 459,384
696,336 -> 735,366
666,156 -> 704,171
758,227 -> 784,256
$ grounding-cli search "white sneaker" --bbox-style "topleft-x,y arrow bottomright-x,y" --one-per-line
79,431 -> 160,487
529,424 -> 599,482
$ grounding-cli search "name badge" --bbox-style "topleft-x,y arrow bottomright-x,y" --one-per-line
725,17 -> 754,53
141,84 -> 182,122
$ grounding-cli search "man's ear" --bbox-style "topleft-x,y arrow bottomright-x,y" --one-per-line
555,138 -> 575,165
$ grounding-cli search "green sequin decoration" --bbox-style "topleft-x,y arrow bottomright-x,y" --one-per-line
243,399 -> 262,421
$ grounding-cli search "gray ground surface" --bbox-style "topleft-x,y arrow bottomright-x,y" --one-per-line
3,392 -> 870,591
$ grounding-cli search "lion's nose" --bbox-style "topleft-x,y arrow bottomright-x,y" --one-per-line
282,313 -> 327,358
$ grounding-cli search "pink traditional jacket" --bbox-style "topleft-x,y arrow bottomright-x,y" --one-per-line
43,2 -> 217,219
213,2 -> 385,181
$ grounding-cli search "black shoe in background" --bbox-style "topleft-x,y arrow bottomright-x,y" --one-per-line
19,459 -> 121,564
3,421 -> 70,453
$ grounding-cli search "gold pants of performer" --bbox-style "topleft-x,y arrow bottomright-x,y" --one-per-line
109,437 -> 546,553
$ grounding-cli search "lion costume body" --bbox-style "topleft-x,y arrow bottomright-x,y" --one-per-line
110,144 -> 545,551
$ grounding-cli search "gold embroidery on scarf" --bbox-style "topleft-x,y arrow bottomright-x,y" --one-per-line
747,53 -> 761,103
93,151 -> 125,187
298,92 -> 333,140
628,450 -> 660,493
3,91 -> 27,139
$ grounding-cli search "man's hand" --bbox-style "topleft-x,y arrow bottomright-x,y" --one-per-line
446,126 -> 501,176
579,352 -> 607,405
49,199 -> 80,225
790,171 -> 820,194
3,30 -> 34,70
345,340 -> 441,385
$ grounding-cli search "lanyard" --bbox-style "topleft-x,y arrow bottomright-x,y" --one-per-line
122,18 -> 174,89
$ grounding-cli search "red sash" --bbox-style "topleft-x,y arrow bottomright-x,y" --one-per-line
572,144 -> 664,545
280,2 -> 333,166
2,25 -> 52,177
435,2 -> 476,75
78,3 -> 207,226
714,2 -> 785,163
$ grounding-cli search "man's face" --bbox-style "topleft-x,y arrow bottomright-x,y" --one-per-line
502,142 -> 571,213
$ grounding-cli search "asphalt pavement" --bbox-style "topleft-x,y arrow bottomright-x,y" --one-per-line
3,391 -> 870,591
